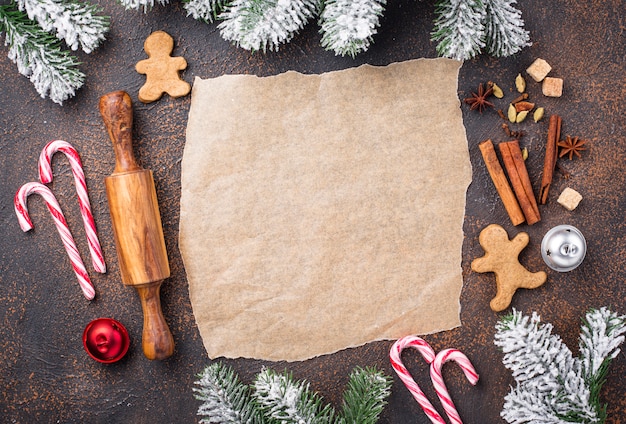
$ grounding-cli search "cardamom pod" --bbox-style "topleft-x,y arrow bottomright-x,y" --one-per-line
515,73 -> 526,93
533,107 -> 545,122
491,82 -> 504,98
508,104 -> 517,123
515,110 -> 529,123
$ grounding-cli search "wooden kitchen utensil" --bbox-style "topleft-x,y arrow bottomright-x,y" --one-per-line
100,90 -> 174,360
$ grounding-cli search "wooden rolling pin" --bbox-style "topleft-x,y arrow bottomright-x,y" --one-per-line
100,90 -> 174,360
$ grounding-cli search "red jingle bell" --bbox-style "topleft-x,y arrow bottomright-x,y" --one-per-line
83,318 -> 130,363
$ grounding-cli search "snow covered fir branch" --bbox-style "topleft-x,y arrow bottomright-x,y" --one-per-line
0,0 -> 109,104
193,362 -> 392,423
494,307 -> 626,424
120,0 -> 531,58
218,0 -> 319,53
0,0 -> 531,104
14,0 -> 109,53
319,0 -> 386,58
431,0 -> 530,60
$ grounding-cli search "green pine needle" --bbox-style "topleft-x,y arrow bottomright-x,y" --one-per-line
218,0 -> 319,52
0,3 -> 85,104
254,367 -> 335,424
495,307 -> 626,423
483,0 -> 530,57
319,0 -> 386,58
431,0 -> 486,60
183,0 -> 230,23
116,0 -> 169,13
338,366 -> 391,424
15,0 -> 109,53
194,362 -> 265,424
195,364 -> 391,424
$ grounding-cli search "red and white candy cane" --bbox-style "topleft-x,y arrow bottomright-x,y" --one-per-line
390,336 -> 445,424
430,348 -> 479,424
15,182 -> 96,300
38,140 -> 106,273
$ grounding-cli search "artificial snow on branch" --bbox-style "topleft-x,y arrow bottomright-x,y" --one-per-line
335,366 -> 392,424
0,0 -> 108,104
494,307 -> 626,424
431,0 -> 530,60
194,362 -> 264,423
484,0 -> 531,57
183,0 -> 227,23
218,0 -> 319,52
0,5 -> 85,104
194,362 -> 392,424
319,0 -> 386,58
431,0 -> 486,61
15,0 -> 109,53
254,368 -> 336,423
117,0 -> 168,13
169,0 -> 531,58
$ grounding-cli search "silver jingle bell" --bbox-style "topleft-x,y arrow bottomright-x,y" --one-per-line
541,225 -> 586,272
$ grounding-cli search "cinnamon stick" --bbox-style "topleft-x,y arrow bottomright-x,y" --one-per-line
499,140 -> 541,225
478,140 -> 525,226
539,114 -> 562,204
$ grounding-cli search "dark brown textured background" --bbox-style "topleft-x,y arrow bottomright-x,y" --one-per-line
1,0 -> 624,423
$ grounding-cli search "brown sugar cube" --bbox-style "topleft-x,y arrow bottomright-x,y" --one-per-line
557,187 -> 582,211
542,77 -> 563,97
526,58 -> 552,82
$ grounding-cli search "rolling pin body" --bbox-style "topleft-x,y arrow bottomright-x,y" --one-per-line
100,90 -> 174,360
105,171 -> 169,286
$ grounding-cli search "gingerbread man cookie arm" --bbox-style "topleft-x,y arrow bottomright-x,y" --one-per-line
511,232 -> 530,255
470,255 -> 490,273
172,56 -> 187,71
135,58 -> 153,75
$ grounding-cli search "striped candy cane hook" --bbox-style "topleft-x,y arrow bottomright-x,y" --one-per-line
38,140 -> 106,273
430,348 -> 479,424
15,182 -> 96,300
390,336 -> 446,424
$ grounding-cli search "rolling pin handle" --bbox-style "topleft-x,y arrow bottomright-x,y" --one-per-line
136,282 -> 175,360
99,91 -> 142,174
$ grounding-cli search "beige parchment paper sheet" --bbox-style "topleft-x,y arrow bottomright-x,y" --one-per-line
180,58 -> 471,362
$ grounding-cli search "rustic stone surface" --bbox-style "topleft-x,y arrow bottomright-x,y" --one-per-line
0,0 -> 624,423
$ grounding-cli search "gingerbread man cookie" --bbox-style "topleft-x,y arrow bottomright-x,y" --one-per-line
471,224 -> 547,312
136,31 -> 191,103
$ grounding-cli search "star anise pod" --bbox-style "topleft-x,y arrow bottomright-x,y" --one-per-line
464,82 -> 495,113
557,135 -> 587,160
